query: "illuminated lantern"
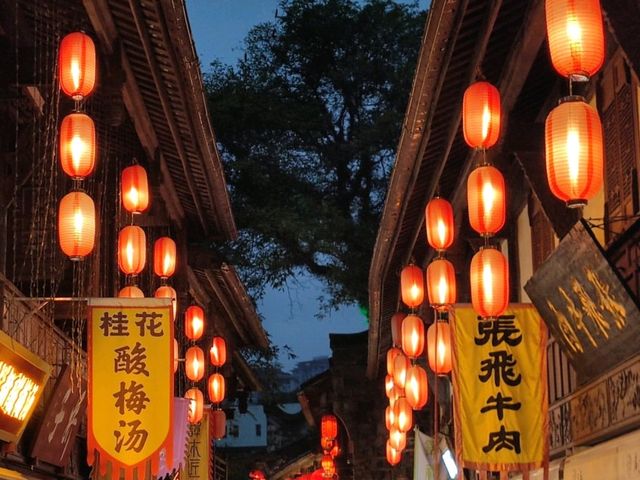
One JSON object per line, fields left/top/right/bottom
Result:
{"left": 392, "top": 352, "right": 410, "bottom": 389}
{"left": 59, "top": 113, "right": 96, "bottom": 179}
{"left": 321, "top": 454, "right": 335, "bottom": 477}
{"left": 121, "top": 165, "right": 149, "bottom": 214}
{"left": 185, "top": 346, "right": 205, "bottom": 382}
{"left": 390, "top": 312, "right": 406, "bottom": 347}
{"left": 393, "top": 397, "right": 413, "bottom": 433}
{"left": 185, "top": 388, "right": 203, "bottom": 424}
{"left": 405, "top": 365, "right": 428, "bottom": 409}
{"left": 118, "top": 226, "right": 146, "bottom": 275}
{"left": 401, "top": 314, "right": 424, "bottom": 358}
{"left": 400, "top": 264, "right": 424, "bottom": 308}
{"left": 545, "top": 97, "right": 603, "bottom": 207}
{"left": 155, "top": 285, "right": 177, "bottom": 320}
{"left": 249, "top": 471, "right": 266, "bottom": 480}
{"left": 389, "top": 428, "right": 406, "bottom": 451}
{"left": 321, "top": 414, "right": 338, "bottom": 440}
{"left": 386, "top": 347, "right": 402, "bottom": 375}
{"left": 467, "top": 165, "right": 506, "bottom": 236}
{"left": 208, "top": 373, "right": 226, "bottom": 404}
{"left": 427, "top": 321, "right": 453, "bottom": 375}
{"left": 463, "top": 81, "right": 501, "bottom": 150}
{"left": 385, "top": 405, "right": 396, "bottom": 430}
{"left": 185, "top": 305, "right": 205, "bottom": 341}
{"left": 210, "top": 336, "right": 227, "bottom": 367}
{"left": 211, "top": 409, "right": 226, "bottom": 440}
{"left": 59, "top": 32, "right": 96, "bottom": 100}
{"left": 386, "top": 441, "right": 402, "bottom": 466}
{"left": 384, "top": 374, "right": 395, "bottom": 398}
{"left": 173, "top": 338, "right": 179, "bottom": 373}
{"left": 387, "top": 385, "right": 401, "bottom": 405}
{"left": 426, "top": 258, "right": 456, "bottom": 309}
{"left": 321, "top": 437, "right": 335, "bottom": 452}
{"left": 118, "top": 286, "right": 144, "bottom": 298}
{"left": 425, "top": 197, "right": 454, "bottom": 251}
{"left": 58, "top": 191, "right": 95, "bottom": 260}
{"left": 153, "top": 237, "right": 176, "bottom": 278}
{"left": 545, "top": 0, "right": 604, "bottom": 80}
{"left": 470, "top": 247, "right": 509, "bottom": 318}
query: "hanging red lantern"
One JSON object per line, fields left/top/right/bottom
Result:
{"left": 173, "top": 338, "right": 179, "bottom": 374}
{"left": 59, "top": 32, "right": 96, "bottom": 100}
{"left": 185, "top": 346, "right": 205, "bottom": 382}
{"left": 118, "top": 226, "right": 146, "bottom": 275}
{"left": 400, "top": 264, "right": 424, "bottom": 308}
{"left": 470, "top": 247, "right": 509, "bottom": 318}
{"left": 545, "top": 97, "right": 603, "bottom": 207}
{"left": 467, "top": 165, "right": 506, "bottom": 236}
{"left": 393, "top": 397, "right": 413, "bottom": 433}
{"left": 153, "top": 237, "right": 177, "bottom": 278}
{"left": 386, "top": 441, "right": 402, "bottom": 466}
{"left": 425, "top": 197, "right": 454, "bottom": 251}
{"left": 384, "top": 374, "right": 395, "bottom": 398}
{"left": 321, "top": 436, "right": 335, "bottom": 452}
{"left": 155, "top": 285, "right": 177, "bottom": 320}
{"left": 463, "top": 81, "right": 501, "bottom": 150}
{"left": 185, "top": 388, "right": 204, "bottom": 424}
{"left": 118, "top": 286, "right": 144, "bottom": 298}
{"left": 249, "top": 471, "right": 266, "bottom": 480}
{"left": 401, "top": 314, "right": 424, "bottom": 358}
{"left": 386, "top": 347, "right": 402, "bottom": 376}
{"left": 321, "top": 454, "right": 335, "bottom": 477}
{"left": 392, "top": 351, "right": 410, "bottom": 389}
{"left": 58, "top": 191, "right": 95, "bottom": 260}
{"left": 211, "top": 408, "right": 226, "bottom": 440}
{"left": 390, "top": 312, "right": 406, "bottom": 347}
{"left": 405, "top": 365, "right": 428, "bottom": 410}
{"left": 321, "top": 414, "right": 338, "bottom": 440}
{"left": 185, "top": 305, "right": 205, "bottom": 341}
{"left": 426, "top": 258, "right": 456, "bottom": 309}
{"left": 121, "top": 165, "right": 149, "bottom": 214}
{"left": 210, "top": 336, "right": 227, "bottom": 367}
{"left": 427, "top": 321, "right": 453, "bottom": 375}
{"left": 545, "top": 0, "right": 604, "bottom": 80}
{"left": 389, "top": 428, "right": 406, "bottom": 452}
{"left": 59, "top": 113, "right": 96, "bottom": 179}
{"left": 208, "top": 373, "right": 226, "bottom": 404}
{"left": 387, "top": 385, "right": 401, "bottom": 405}
{"left": 385, "top": 405, "right": 396, "bottom": 431}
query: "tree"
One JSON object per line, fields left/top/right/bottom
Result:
{"left": 206, "top": 0, "right": 425, "bottom": 310}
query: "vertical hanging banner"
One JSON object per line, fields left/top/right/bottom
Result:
{"left": 181, "top": 408, "right": 212, "bottom": 480}
{"left": 88, "top": 298, "right": 173, "bottom": 480}
{"left": 451, "top": 304, "right": 548, "bottom": 475}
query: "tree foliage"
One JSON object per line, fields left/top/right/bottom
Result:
{"left": 206, "top": 0, "right": 425, "bottom": 309}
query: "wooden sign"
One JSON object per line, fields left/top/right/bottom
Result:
{"left": 181, "top": 409, "right": 212, "bottom": 480}
{"left": 525, "top": 220, "right": 640, "bottom": 382}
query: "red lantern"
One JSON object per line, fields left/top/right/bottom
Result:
{"left": 400, "top": 264, "right": 424, "bottom": 308}
{"left": 321, "top": 414, "right": 338, "bottom": 440}
{"left": 59, "top": 113, "right": 96, "bottom": 179}
{"left": 393, "top": 397, "right": 413, "bottom": 433}
{"left": 155, "top": 285, "right": 177, "bottom": 320}
{"left": 185, "top": 305, "right": 205, "bottom": 341}
{"left": 425, "top": 197, "right": 454, "bottom": 251}
{"left": 386, "top": 347, "right": 402, "bottom": 376}
{"left": 185, "top": 346, "right": 205, "bottom": 382}
{"left": 208, "top": 373, "right": 226, "bottom": 404}
{"left": 173, "top": 338, "right": 179, "bottom": 374}
{"left": 384, "top": 374, "right": 395, "bottom": 398}
{"left": 389, "top": 428, "right": 406, "bottom": 451}
{"left": 426, "top": 258, "right": 456, "bottom": 309}
{"left": 154, "top": 237, "right": 176, "bottom": 278}
{"left": 249, "top": 471, "right": 266, "bottom": 480}
{"left": 321, "top": 454, "right": 335, "bottom": 477}
{"left": 463, "top": 81, "right": 501, "bottom": 150}
{"left": 185, "top": 388, "right": 204, "bottom": 424}
{"left": 210, "top": 336, "right": 227, "bottom": 367}
{"left": 390, "top": 312, "right": 406, "bottom": 347}
{"left": 427, "top": 321, "right": 453, "bottom": 375}
{"left": 470, "top": 247, "right": 509, "bottom": 318}
{"left": 385, "top": 405, "right": 396, "bottom": 430}
{"left": 118, "top": 226, "right": 146, "bottom": 275}
{"left": 545, "top": 0, "right": 604, "bottom": 80}
{"left": 121, "top": 165, "right": 149, "bottom": 214}
{"left": 392, "top": 351, "right": 410, "bottom": 389}
{"left": 405, "top": 365, "right": 428, "bottom": 409}
{"left": 118, "top": 286, "right": 144, "bottom": 298}
{"left": 211, "top": 408, "right": 226, "bottom": 440}
{"left": 386, "top": 441, "right": 402, "bottom": 466}
{"left": 467, "top": 165, "right": 506, "bottom": 236}
{"left": 321, "top": 436, "right": 335, "bottom": 452}
{"left": 545, "top": 97, "right": 603, "bottom": 207}
{"left": 58, "top": 191, "right": 95, "bottom": 260}
{"left": 59, "top": 32, "right": 96, "bottom": 100}
{"left": 401, "top": 314, "right": 424, "bottom": 358}
{"left": 387, "top": 385, "right": 401, "bottom": 405}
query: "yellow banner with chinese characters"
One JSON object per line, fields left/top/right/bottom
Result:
{"left": 88, "top": 298, "right": 173, "bottom": 480}
{"left": 181, "top": 409, "right": 212, "bottom": 480}
{"left": 451, "top": 304, "right": 548, "bottom": 473}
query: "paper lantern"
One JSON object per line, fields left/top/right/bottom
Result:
{"left": 58, "top": 191, "right": 95, "bottom": 260}
{"left": 400, "top": 264, "right": 424, "bottom": 308}
{"left": 385, "top": 374, "right": 395, "bottom": 398}
{"left": 386, "top": 441, "right": 402, "bottom": 466}
{"left": 173, "top": 338, "right": 179, "bottom": 374}
{"left": 118, "top": 286, "right": 144, "bottom": 298}
{"left": 118, "top": 226, "right": 146, "bottom": 275}
{"left": 387, "top": 385, "right": 401, "bottom": 405}
{"left": 393, "top": 397, "right": 413, "bottom": 433}
{"left": 185, "top": 305, "right": 205, "bottom": 341}
{"left": 210, "top": 336, "right": 227, "bottom": 367}
{"left": 185, "top": 388, "right": 203, "bottom": 424}
{"left": 463, "top": 81, "right": 501, "bottom": 149}
{"left": 155, "top": 285, "right": 177, "bottom": 320}
{"left": 59, "top": 32, "right": 96, "bottom": 100}
{"left": 389, "top": 428, "right": 406, "bottom": 451}
{"left": 405, "top": 365, "right": 428, "bottom": 409}
{"left": 467, "top": 165, "right": 506, "bottom": 236}
{"left": 249, "top": 471, "right": 266, "bottom": 480}
{"left": 426, "top": 258, "right": 456, "bottom": 309}
{"left": 121, "top": 165, "right": 149, "bottom": 214}
{"left": 545, "top": 0, "right": 604, "bottom": 80}
{"left": 390, "top": 312, "right": 406, "bottom": 347}
{"left": 59, "top": 113, "right": 96, "bottom": 179}
{"left": 321, "top": 414, "right": 338, "bottom": 440}
{"left": 427, "top": 321, "right": 453, "bottom": 375}
{"left": 470, "top": 247, "right": 509, "bottom": 318}
{"left": 321, "top": 454, "right": 335, "bottom": 477}
{"left": 392, "top": 351, "right": 410, "bottom": 389}
{"left": 385, "top": 405, "right": 396, "bottom": 431}
{"left": 401, "top": 314, "right": 424, "bottom": 358}
{"left": 153, "top": 237, "right": 176, "bottom": 278}
{"left": 208, "top": 373, "right": 225, "bottom": 404}
{"left": 545, "top": 97, "right": 603, "bottom": 207}
{"left": 185, "top": 346, "right": 205, "bottom": 382}
{"left": 321, "top": 436, "right": 335, "bottom": 452}
{"left": 386, "top": 347, "right": 402, "bottom": 376}
{"left": 211, "top": 408, "right": 226, "bottom": 440}
{"left": 425, "top": 197, "right": 454, "bottom": 251}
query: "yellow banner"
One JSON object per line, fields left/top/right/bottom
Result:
{"left": 88, "top": 298, "right": 173, "bottom": 480}
{"left": 181, "top": 409, "right": 212, "bottom": 480}
{"left": 451, "top": 304, "right": 548, "bottom": 473}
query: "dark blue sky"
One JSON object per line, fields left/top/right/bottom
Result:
{"left": 185, "top": 0, "right": 428, "bottom": 370}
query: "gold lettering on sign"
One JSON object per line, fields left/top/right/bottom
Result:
{"left": 586, "top": 269, "right": 626, "bottom": 329}
{"left": 0, "top": 362, "right": 40, "bottom": 420}
{"left": 570, "top": 278, "right": 611, "bottom": 339}
{"left": 558, "top": 287, "right": 598, "bottom": 348}
{"left": 547, "top": 300, "right": 583, "bottom": 354}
